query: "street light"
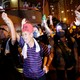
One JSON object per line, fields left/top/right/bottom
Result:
{"left": 63, "top": 17, "right": 67, "bottom": 22}
{"left": 61, "top": 10, "right": 64, "bottom": 13}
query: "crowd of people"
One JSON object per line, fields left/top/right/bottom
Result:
{"left": 0, "top": 4, "right": 80, "bottom": 80}
{"left": 22, "top": 1, "right": 42, "bottom": 10}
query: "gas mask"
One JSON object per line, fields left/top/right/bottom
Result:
{"left": 33, "top": 27, "right": 40, "bottom": 38}
{"left": 56, "top": 23, "right": 66, "bottom": 38}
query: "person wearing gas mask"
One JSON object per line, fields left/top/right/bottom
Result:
{"left": 52, "top": 22, "right": 78, "bottom": 80}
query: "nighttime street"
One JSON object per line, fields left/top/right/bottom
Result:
{"left": 0, "top": 0, "right": 80, "bottom": 80}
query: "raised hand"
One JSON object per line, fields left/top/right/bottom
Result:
{"left": 21, "top": 18, "right": 26, "bottom": 29}
{"left": 49, "top": 15, "right": 53, "bottom": 20}
{"left": 48, "top": 15, "right": 53, "bottom": 25}
{"left": 76, "top": 5, "right": 80, "bottom": 11}
{"left": 74, "top": 17, "right": 80, "bottom": 26}
{"left": 41, "top": 14, "right": 47, "bottom": 26}
{"left": 1, "top": 12, "right": 10, "bottom": 25}
{"left": 74, "top": 5, "right": 80, "bottom": 26}
{"left": 1, "top": 12, "right": 16, "bottom": 45}
{"left": 75, "top": 10, "right": 80, "bottom": 18}
{"left": 1, "top": 12, "right": 8, "bottom": 21}
{"left": 43, "top": 66, "right": 49, "bottom": 73}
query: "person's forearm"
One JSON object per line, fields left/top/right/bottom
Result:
{"left": 2, "top": 12, "right": 16, "bottom": 45}
{"left": 43, "top": 53, "right": 53, "bottom": 73}
{"left": 6, "top": 18, "right": 16, "bottom": 40}
{"left": 47, "top": 53, "right": 53, "bottom": 67}
{"left": 43, "top": 53, "right": 53, "bottom": 67}
{"left": 49, "top": 15, "right": 53, "bottom": 26}
{"left": 43, "top": 56, "right": 48, "bottom": 67}
{"left": 43, "top": 22, "right": 53, "bottom": 36}
{"left": 42, "top": 15, "right": 53, "bottom": 35}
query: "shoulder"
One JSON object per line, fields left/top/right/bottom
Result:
{"left": 70, "top": 37, "right": 76, "bottom": 43}
{"left": 39, "top": 42, "right": 48, "bottom": 49}
{"left": 70, "top": 37, "right": 78, "bottom": 47}
{"left": 39, "top": 42, "right": 49, "bottom": 54}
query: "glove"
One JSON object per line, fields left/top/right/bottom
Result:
{"left": 41, "top": 14, "right": 47, "bottom": 26}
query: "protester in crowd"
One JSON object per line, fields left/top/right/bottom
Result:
{"left": 71, "top": 5, "right": 80, "bottom": 73}
{"left": 52, "top": 22, "right": 78, "bottom": 80}
{"left": 41, "top": 14, "right": 56, "bottom": 80}
{"left": 33, "top": 24, "right": 50, "bottom": 46}
{"left": 74, "top": 5, "right": 80, "bottom": 26}
{"left": 0, "top": 25, "right": 22, "bottom": 80}
{"left": 36, "top": 2, "right": 42, "bottom": 10}
{"left": 1, "top": 12, "right": 53, "bottom": 80}
{"left": 33, "top": 19, "right": 55, "bottom": 80}
{"left": 23, "top": 1, "right": 29, "bottom": 9}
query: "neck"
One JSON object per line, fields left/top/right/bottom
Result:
{"left": 28, "top": 38, "right": 34, "bottom": 48}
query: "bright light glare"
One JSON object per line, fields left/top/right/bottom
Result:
{"left": 11, "top": 0, "right": 16, "bottom": 2}
{"left": 11, "top": 0, "right": 18, "bottom": 7}
{"left": 0, "top": 6, "right": 3, "bottom": 9}
{"left": 63, "top": 18, "right": 67, "bottom": 21}
{"left": 11, "top": 0, "right": 17, "bottom": 4}
{"left": 61, "top": 11, "right": 64, "bottom": 13}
